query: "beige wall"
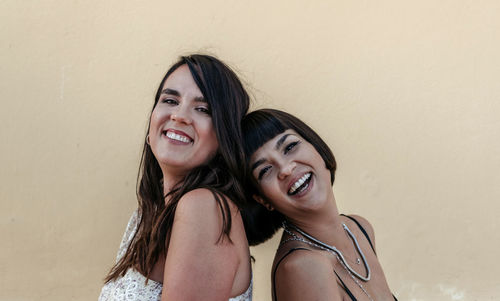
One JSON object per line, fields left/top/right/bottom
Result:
{"left": 2, "top": 1, "right": 500, "bottom": 300}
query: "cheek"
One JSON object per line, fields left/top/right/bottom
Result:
{"left": 149, "top": 107, "right": 167, "bottom": 130}
{"left": 148, "top": 112, "right": 160, "bottom": 142}
{"left": 208, "top": 136, "right": 219, "bottom": 156}
{"left": 260, "top": 188, "right": 287, "bottom": 213}
{"left": 258, "top": 180, "right": 281, "bottom": 201}
{"left": 200, "top": 121, "right": 218, "bottom": 150}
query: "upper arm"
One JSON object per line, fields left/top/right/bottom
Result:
{"left": 161, "top": 189, "right": 239, "bottom": 301}
{"left": 274, "top": 251, "right": 342, "bottom": 301}
{"left": 349, "top": 214, "right": 376, "bottom": 251}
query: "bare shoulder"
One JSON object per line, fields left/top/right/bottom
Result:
{"left": 173, "top": 189, "right": 221, "bottom": 234}
{"left": 173, "top": 188, "right": 241, "bottom": 241}
{"left": 175, "top": 188, "right": 237, "bottom": 219}
{"left": 176, "top": 188, "right": 215, "bottom": 213}
{"left": 277, "top": 248, "right": 330, "bottom": 273}
{"left": 346, "top": 214, "right": 376, "bottom": 247}
{"left": 275, "top": 250, "right": 342, "bottom": 300}
{"left": 276, "top": 250, "right": 332, "bottom": 284}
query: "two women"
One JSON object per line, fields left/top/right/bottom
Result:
{"left": 100, "top": 54, "right": 395, "bottom": 301}
{"left": 99, "top": 55, "right": 252, "bottom": 301}
{"left": 242, "top": 109, "right": 396, "bottom": 301}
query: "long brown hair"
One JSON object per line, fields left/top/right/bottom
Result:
{"left": 105, "top": 54, "right": 250, "bottom": 282}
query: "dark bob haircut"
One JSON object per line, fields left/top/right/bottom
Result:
{"left": 241, "top": 109, "right": 336, "bottom": 246}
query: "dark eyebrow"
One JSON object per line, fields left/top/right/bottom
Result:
{"left": 275, "top": 134, "right": 291, "bottom": 150}
{"left": 251, "top": 133, "right": 291, "bottom": 172}
{"left": 194, "top": 96, "right": 207, "bottom": 103}
{"left": 161, "top": 88, "right": 207, "bottom": 103}
{"left": 251, "top": 159, "right": 265, "bottom": 172}
{"left": 161, "top": 88, "right": 180, "bottom": 96}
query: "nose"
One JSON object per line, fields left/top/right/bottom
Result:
{"left": 278, "top": 160, "right": 296, "bottom": 180}
{"left": 171, "top": 106, "right": 192, "bottom": 124}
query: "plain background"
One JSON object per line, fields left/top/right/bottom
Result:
{"left": 2, "top": 1, "right": 500, "bottom": 300}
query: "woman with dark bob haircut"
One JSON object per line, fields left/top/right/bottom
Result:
{"left": 241, "top": 109, "right": 396, "bottom": 301}
{"left": 99, "top": 55, "right": 252, "bottom": 301}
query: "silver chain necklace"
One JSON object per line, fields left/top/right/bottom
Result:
{"left": 282, "top": 221, "right": 374, "bottom": 301}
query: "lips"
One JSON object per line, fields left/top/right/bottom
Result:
{"left": 162, "top": 129, "right": 193, "bottom": 143}
{"left": 288, "top": 172, "right": 312, "bottom": 195}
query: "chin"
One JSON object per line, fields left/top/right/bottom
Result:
{"left": 296, "top": 193, "right": 328, "bottom": 212}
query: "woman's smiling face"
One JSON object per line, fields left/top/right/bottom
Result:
{"left": 148, "top": 64, "right": 218, "bottom": 178}
{"left": 249, "top": 129, "right": 332, "bottom": 217}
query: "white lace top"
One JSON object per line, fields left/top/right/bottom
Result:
{"left": 99, "top": 210, "right": 252, "bottom": 301}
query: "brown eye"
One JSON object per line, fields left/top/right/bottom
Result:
{"left": 162, "top": 98, "right": 178, "bottom": 105}
{"left": 196, "top": 106, "right": 211, "bottom": 115}
{"left": 258, "top": 166, "right": 271, "bottom": 180}
{"left": 284, "top": 141, "right": 300, "bottom": 154}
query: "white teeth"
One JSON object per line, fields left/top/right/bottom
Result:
{"left": 289, "top": 173, "right": 311, "bottom": 194}
{"left": 165, "top": 131, "right": 191, "bottom": 143}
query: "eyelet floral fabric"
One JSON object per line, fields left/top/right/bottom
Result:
{"left": 99, "top": 209, "right": 252, "bottom": 301}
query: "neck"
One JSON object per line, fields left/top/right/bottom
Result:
{"left": 160, "top": 168, "right": 186, "bottom": 199}
{"left": 286, "top": 194, "right": 348, "bottom": 249}
{"left": 284, "top": 193, "right": 372, "bottom": 283}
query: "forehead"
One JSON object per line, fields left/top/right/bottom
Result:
{"left": 162, "top": 65, "right": 201, "bottom": 94}
{"left": 250, "top": 129, "right": 299, "bottom": 161}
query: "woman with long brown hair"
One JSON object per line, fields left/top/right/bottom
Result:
{"left": 99, "top": 54, "right": 252, "bottom": 301}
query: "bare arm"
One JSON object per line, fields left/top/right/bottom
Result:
{"left": 161, "top": 189, "right": 239, "bottom": 301}
{"left": 274, "top": 250, "right": 342, "bottom": 301}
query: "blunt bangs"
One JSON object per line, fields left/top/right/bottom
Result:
{"left": 242, "top": 110, "right": 288, "bottom": 159}
{"left": 242, "top": 109, "right": 337, "bottom": 185}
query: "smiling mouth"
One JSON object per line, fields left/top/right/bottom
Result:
{"left": 288, "top": 172, "right": 312, "bottom": 195}
{"left": 163, "top": 131, "right": 193, "bottom": 143}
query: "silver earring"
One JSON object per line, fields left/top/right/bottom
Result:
{"left": 146, "top": 135, "right": 150, "bottom": 145}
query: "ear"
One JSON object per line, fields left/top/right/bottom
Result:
{"left": 253, "top": 194, "right": 275, "bottom": 211}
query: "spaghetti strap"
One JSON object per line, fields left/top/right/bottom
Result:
{"left": 341, "top": 215, "right": 398, "bottom": 300}
{"left": 334, "top": 271, "right": 357, "bottom": 300}
{"left": 337, "top": 270, "right": 398, "bottom": 301}
{"left": 341, "top": 214, "right": 376, "bottom": 254}
{"left": 272, "top": 247, "right": 310, "bottom": 301}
